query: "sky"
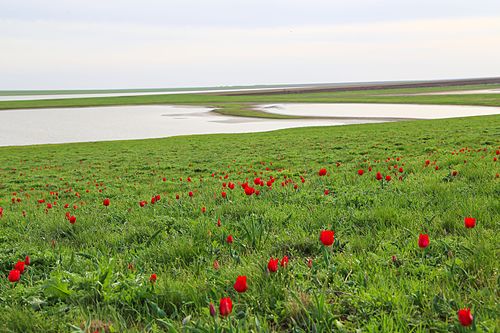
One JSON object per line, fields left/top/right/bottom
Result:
{"left": 1, "top": 0, "right": 500, "bottom": 90}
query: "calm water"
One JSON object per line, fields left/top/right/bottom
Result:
{"left": 257, "top": 103, "right": 500, "bottom": 119}
{"left": 0, "top": 105, "right": 382, "bottom": 146}
{"left": 1, "top": 103, "right": 498, "bottom": 147}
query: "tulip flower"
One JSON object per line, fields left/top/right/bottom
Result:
{"left": 233, "top": 275, "right": 248, "bottom": 293}
{"left": 464, "top": 217, "right": 476, "bottom": 229}
{"left": 318, "top": 168, "right": 327, "bottom": 176}
{"left": 150, "top": 273, "right": 157, "bottom": 283}
{"left": 457, "top": 308, "right": 473, "bottom": 326}
{"left": 281, "top": 255, "right": 289, "bottom": 268}
{"left": 14, "top": 261, "right": 25, "bottom": 274}
{"left": 418, "top": 234, "right": 430, "bottom": 248}
{"left": 268, "top": 258, "right": 279, "bottom": 272}
{"left": 8, "top": 269, "right": 21, "bottom": 282}
{"left": 219, "top": 297, "right": 233, "bottom": 317}
{"left": 320, "top": 230, "right": 335, "bottom": 246}
{"left": 226, "top": 235, "right": 233, "bottom": 244}
{"left": 357, "top": 169, "right": 364, "bottom": 176}
{"left": 103, "top": 198, "right": 110, "bottom": 207}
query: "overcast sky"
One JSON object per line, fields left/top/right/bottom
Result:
{"left": 1, "top": 0, "right": 500, "bottom": 89}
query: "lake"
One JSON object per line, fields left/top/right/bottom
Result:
{"left": 1, "top": 103, "right": 498, "bottom": 147}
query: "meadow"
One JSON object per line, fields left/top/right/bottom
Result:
{"left": 1, "top": 111, "right": 499, "bottom": 332}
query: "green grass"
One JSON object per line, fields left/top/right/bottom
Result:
{"left": 0, "top": 84, "right": 499, "bottom": 120}
{"left": 0, "top": 115, "right": 499, "bottom": 332}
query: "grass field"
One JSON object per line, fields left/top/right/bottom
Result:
{"left": 1, "top": 84, "right": 500, "bottom": 120}
{"left": 1, "top": 113, "right": 499, "bottom": 332}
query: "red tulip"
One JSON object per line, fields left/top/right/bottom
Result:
{"left": 8, "top": 269, "right": 21, "bottom": 282}
{"left": 244, "top": 186, "right": 255, "bottom": 196}
{"left": 103, "top": 198, "right": 110, "bottom": 206}
{"left": 217, "top": 218, "right": 221, "bottom": 227}
{"left": 226, "top": 235, "right": 233, "bottom": 244}
{"left": 385, "top": 175, "right": 391, "bottom": 182}
{"left": 188, "top": 191, "right": 193, "bottom": 197}
{"left": 376, "top": 172, "right": 383, "bottom": 181}
{"left": 324, "top": 189, "right": 329, "bottom": 195}
{"left": 254, "top": 177, "right": 261, "bottom": 185}
{"left": 213, "top": 260, "right": 220, "bottom": 270}
{"left": 318, "top": 168, "right": 327, "bottom": 176}
{"left": 357, "top": 169, "right": 364, "bottom": 176}
{"left": 452, "top": 170, "right": 458, "bottom": 176}
{"left": 221, "top": 191, "right": 227, "bottom": 198}
{"left": 155, "top": 195, "right": 161, "bottom": 201}
{"left": 228, "top": 182, "right": 235, "bottom": 190}
{"left": 464, "top": 217, "right": 476, "bottom": 228}
{"left": 268, "top": 258, "right": 279, "bottom": 272}
{"left": 418, "top": 234, "right": 430, "bottom": 248}
{"left": 150, "top": 273, "right": 157, "bottom": 283}
{"left": 151, "top": 197, "right": 156, "bottom": 204}
{"left": 14, "top": 261, "right": 25, "bottom": 273}
{"left": 69, "top": 215, "right": 76, "bottom": 224}
{"left": 398, "top": 167, "right": 404, "bottom": 173}
{"left": 0, "top": 207, "right": 3, "bottom": 218}
{"left": 233, "top": 275, "right": 248, "bottom": 293}
{"left": 425, "top": 160, "right": 430, "bottom": 166}
{"left": 320, "top": 230, "right": 335, "bottom": 246}
{"left": 281, "top": 255, "right": 289, "bottom": 268}
{"left": 24, "top": 256, "right": 31, "bottom": 265}
{"left": 139, "top": 201, "right": 147, "bottom": 207}
{"left": 202, "top": 207, "right": 206, "bottom": 213}
{"left": 457, "top": 308, "right": 473, "bottom": 326}
{"left": 219, "top": 297, "right": 233, "bottom": 317}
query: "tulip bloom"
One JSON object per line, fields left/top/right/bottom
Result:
{"left": 24, "top": 256, "right": 31, "bottom": 265}
{"left": 376, "top": 172, "right": 383, "bottom": 181}
{"left": 268, "top": 258, "right": 279, "bottom": 272}
{"left": 281, "top": 255, "right": 289, "bottom": 268}
{"left": 14, "top": 261, "right": 25, "bottom": 274}
{"left": 418, "top": 234, "right": 430, "bottom": 248}
{"left": 457, "top": 308, "right": 473, "bottom": 326}
{"left": 139, "top": 201, "right": 147, "bottom": 207}
{"left": 226, "top": 235, "right": 233, "bottom": 244}
{"left": 233, "top": 275, "right": 248, "bottom": 293}
{"left": 188, "top": 191, "right": 193, "bottom": 197}
{"left": 0, "top": 206, "right": 3, "bottom": 218}
{"left": 320, "top": 230, "right": 335, "bottom": 246}
{"left": 103, "top": 198, "right": 110, "bottom": 207}
{"left": 244, "top": 186, "right": 255, "bottom": 196}
{"left": 385, "top": 175, "right": 391, "bottom": 182}
{"left": 464, "top": 217, "right": 476, "bottom": 229}
{"left": 318, "top": 168, "right": 327, "bottom": 176}
{"left": 150, "top": 273, "right": 157, "bottom": 283}
{"left": 357, "top": 169, "right": 364, "bottom": 176}
{"left": 219, "top": 297, "right": 233, "bottom": 317}
{"left": 8, "top": 269, "right": 21, "bottom": 282}
{"left": 69, "top": 215, "right": 76, "bottom": 224}
{"left": 221, "top": 191, "right": 227, "bottom": 198}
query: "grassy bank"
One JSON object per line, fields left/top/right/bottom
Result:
{"left": 0, "top": 115, "right": 499, "bottom": 332}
